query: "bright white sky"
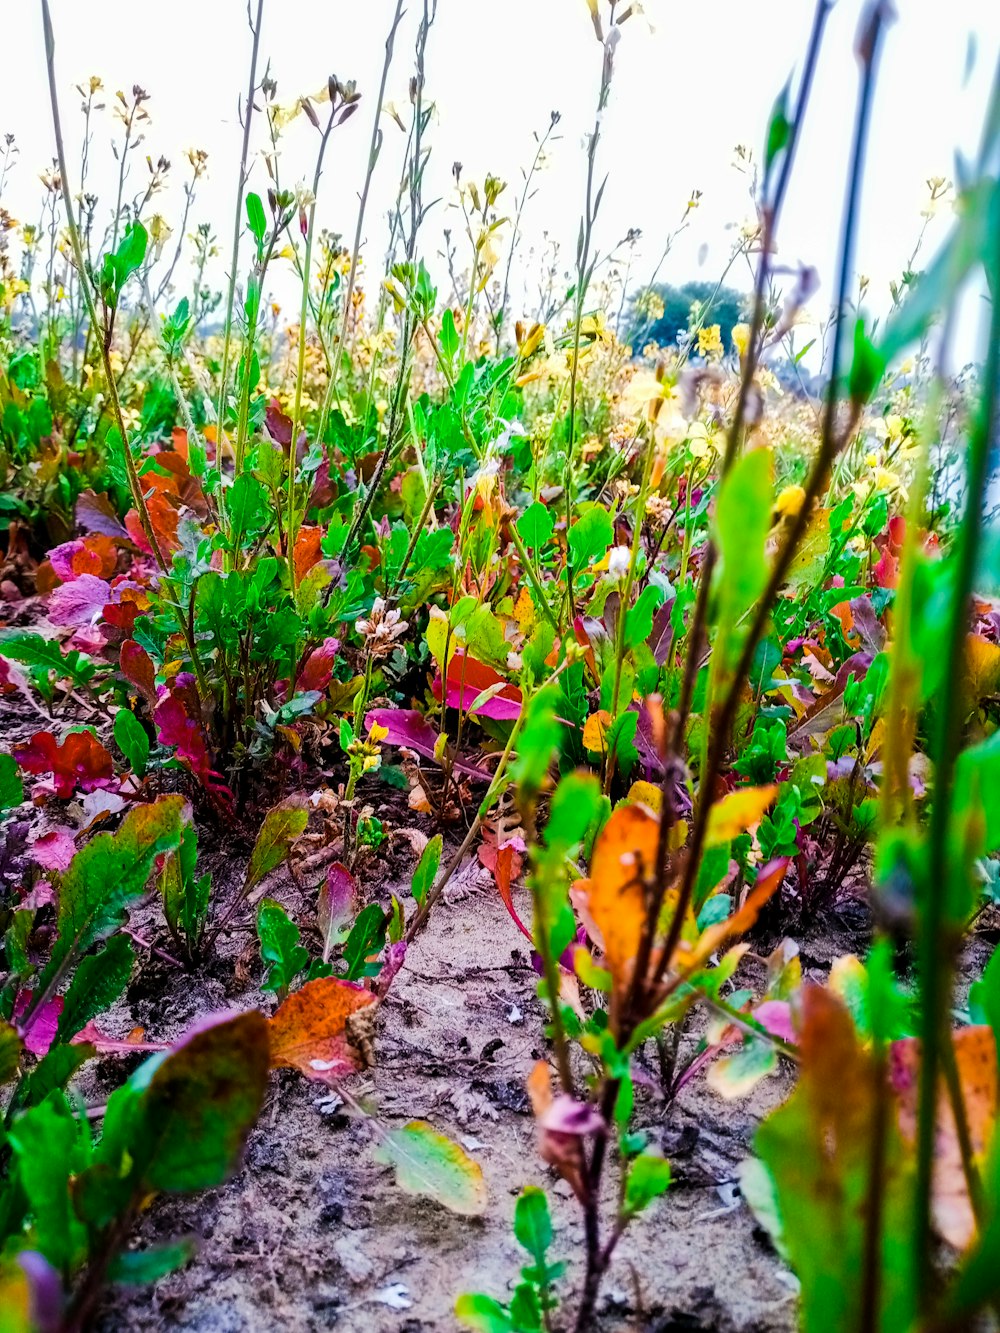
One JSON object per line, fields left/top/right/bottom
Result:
{"left": 2, "top": 0, "right": 998, "bottom": 357}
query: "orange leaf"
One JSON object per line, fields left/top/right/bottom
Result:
{"left": 580, "top": 802, "right": 659, "bottom": 1004}
{"left": 672, "top": 858, "right": 788, "bottom": 977}
{"left": 269, "top": 975, "right": 376, "bottom": 1084}
{"left": 294, "top": 526, "right": 323, "bottom": 582}
{"left": 889, "top": 1025, "right": 997, "bottom": 1249}
{"left": 705, "top": 784, "right": 778, "bottom": 846}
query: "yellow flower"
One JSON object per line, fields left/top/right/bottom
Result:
{"left": 697, "top": 324, "right": 723, "bottom": 358}
{"left": 774, "top": 484, "right": 806, "bottom": 519}
{"left": 731, "top": 323, "right": 750, "bottom": 359}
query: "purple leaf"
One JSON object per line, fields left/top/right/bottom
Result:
{"left": 47, "top": 575, "right": 113, "bottom": 628}
{"left": 365, "top": 709, "right": 491, "bottom": 781}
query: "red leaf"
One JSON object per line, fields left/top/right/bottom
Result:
{"left": 318, "top": 861, "right": 358, "bottom": 951}
{"left": 265, "top": 397, "right": 293, "bottom": 447}
{"left": 71, "top": 1020, "right": 168, "bottom": 1054}
{"left": 478, "top": 830, "right": 531, "bottom": 942}
{"left": 125, "top": 491, "right": 179, "bottom": 556}
{"left": 120, "top": 639, "right": 157, "bottom": 706}
{"left": 12, "top": 991, "right": 63, "bottom": 1056}
{"left": 296, "top": 637, "right": 340, "bottom": 693}
{"left": 433, "top": 653, "right": 522, "bottom": 720}
{"left": 155, "top": 687, "right": 231, "bottom": 805}
{"left": 13, "top": 730, "right": 114, "bottom": 799}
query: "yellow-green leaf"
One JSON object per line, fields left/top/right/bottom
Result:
{"left": 374, "top": 1120, "right": 487, "bottom": 1216}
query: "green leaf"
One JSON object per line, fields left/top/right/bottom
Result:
{"left": 714, "top": 448, "right": 772, "bottom": 677}
{"left": 226, "top": 472, "right": 269, "bottom": 539}
{"left": 847, "top": 317, "right": 886, "bottom": 406}
{"left": 115, "top": 221, "right": 148, "bottom": 284}
{"left": 439, "top": 308, "right": 460, "bottom": 363}
{"left": 411, "top": 834, "right": 442, "bottom": 906}
{"left": 624, "top": 1150, "right": 671, "bottom": 1216}
{"left": 101, "top": 221, "right": 148, "bottom": 305}
{"left": 8, "top": 1095, "right": 90, "bottom": 1275}
{"left": 245, "top": 192, "right": 267, "bottom": 253}
{"left": 38, "top": 796, "right": 185, "bottom": 995}
{"left": 18, "top": 1042, "right": 92, "bottom": 1110}
{"left": 109, "top": 1239, "right": 196, "bottom": 1286}
{"left": 113, "top": 709, "right": 149, "bottom": 779}
{"left": 374, "top": 1120, "right": 487, "bottom": 1215}
{"left": 625, "top": 584, "right": 664, "bottom": 649}
{"left": 568, "top": 506, "right": 614, "bottom": 571}
{"left": 342, "top": 902, "right": 387, "bottom": 980}
{"left": 510, "top": 687, "right": 560, "bottom": 799}
{"left": 257, "top": 899, "right": 309, "bottom": 995}
{"left": 245, "top": 796, "right": 309, "bottom": 893}
{"left": 122, "top": 1011, "right": 270, "bottom": 1194}
{"left": 56, "top": 935, "right": 135, "bottom": 1044}
{"left": 513, "top": 1186, "right": 552, "bottom": 1266}
{"left": 765, "top": 78, "right": 793, "bottom": 171}
{"left": 954, "top": 730, "right": 1000, "bottom": 857}
{"left": 0, "top": 632, "right": 98, "bottom": 687}
{"left": 517, "top": 502, "right": 554, "bottom": 550}
{"left": 0, "top": 754, "right": 23, "bottom": 813}
{"left": 455, "top": 1293, "right": 514, "bottom": 1333}
{"left": 158, "top": 824, "right": 210, "bottom": 949}
{"left": 545, "top": 772, "right": 602, "bottom": 853}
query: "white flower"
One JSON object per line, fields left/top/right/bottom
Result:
{"left": 608, "top": 546, "right": 631, "bottom": 580}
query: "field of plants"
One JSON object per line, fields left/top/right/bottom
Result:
{"left": 0, "top": 0, "right": 999, "bottom": 1329}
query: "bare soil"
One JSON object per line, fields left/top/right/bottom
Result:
{"left": 94, "top": 874, "right": 801, "bottom": 1333}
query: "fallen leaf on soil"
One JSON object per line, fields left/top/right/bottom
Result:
{"left": 28, "top": 827, "right": 77, "bottom": 871}
{"left": 269, "top": 975, "right": 377, "bottom": 1084}
{"left": 13, "top": 730, "right": 114, "bottom": 799}
{"left": 373, "top": 1120, "right": 487, "bottom": 1216}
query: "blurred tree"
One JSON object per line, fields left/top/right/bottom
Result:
{"left": 627, "top": 280, "right": 746, "bottom": 353}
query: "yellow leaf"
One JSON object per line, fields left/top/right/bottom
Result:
{"left": 513, "top": 585, "right": 536, "bottom": 633}
{"left": 425, "top": 608, "right": 456, "bottom": 675}
{"left": 705, "top": 785, "right": 778, "bottom": 846}
{"left": 582, "top": 710, "right": 612, "bottom": 753}
{"left": 626, "top": 780, "right": 662, "bottom": 813}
